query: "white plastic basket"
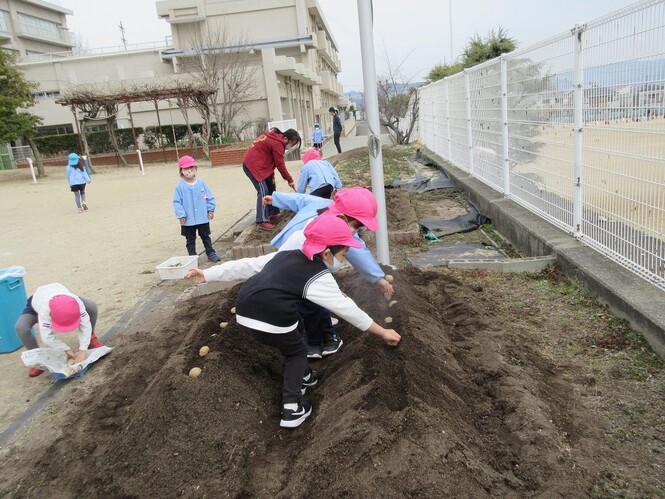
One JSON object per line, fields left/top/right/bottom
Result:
{"left": 155, "top": 256, "right": 198, "bottom": 280}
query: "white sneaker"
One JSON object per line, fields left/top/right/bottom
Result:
{"left": 331, "top": 317, "right": 339, "bottom": 326}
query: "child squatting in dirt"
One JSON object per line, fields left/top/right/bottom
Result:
{"left": 264, "top": 187, "right": 395, "bottom": 359}
{"left": 187, "top": 214, "right": 401, "bottom": 428}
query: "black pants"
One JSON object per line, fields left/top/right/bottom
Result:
{"left": 333, "top": 132, "right": 342, "bottom": 153}
{"left": 181, "top": 223, "right": 215, "bottom": 256}
{"left": 242, "top": 322, "right": 309, "bottom": 404}
{"left": 298, "top": 300, "right": 335, "bottom": 346}
{"left": 265, "top": 175, "right": 280, "bottom": 217}
{"left": 310, "top": 184, "right": 334, "bottom": 199}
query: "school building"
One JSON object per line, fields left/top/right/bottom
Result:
{"left": 4, "top": 0, "right": 346, "bottom": 149}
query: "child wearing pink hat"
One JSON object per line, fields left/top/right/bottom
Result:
{"left": 264, "top": 187, "right": 392, "bottom": 359}
{"left": 296, "top": 150, "right": 342, "bottom": 199}
{"left": 187, "top": 215, "right": 401, "bottom": 428}
{"left": 173, "top": 155, "right": 221, "bottom": 262}
{"left": 14, "top": 282, "right": 105, "bottom": 377}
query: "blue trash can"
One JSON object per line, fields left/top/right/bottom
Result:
{"left": 0, "top": 267, "right": 28, "bottom": 353}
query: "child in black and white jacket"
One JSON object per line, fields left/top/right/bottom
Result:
{"left": 187, "top": 214, "right": 401, "bottom": 428}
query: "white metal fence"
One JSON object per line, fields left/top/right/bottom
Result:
{"left": 417, "top": 0, "right": 665, "bottom": 290}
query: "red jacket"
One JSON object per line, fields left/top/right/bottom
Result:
{"left": 242, "top": 131, "right": 294, "bottom": 183}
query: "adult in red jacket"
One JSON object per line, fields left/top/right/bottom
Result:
{"left": 243, "top": 128, "right": 301, "bottom": 230}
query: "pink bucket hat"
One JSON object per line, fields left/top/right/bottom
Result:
{"left": 302, "top": 214, "right": 363, "bottom": 260}
{"left": 178, "top": 155, "right": 198, "bottom": 169}
{"left": 302, "top": 149, "right": 322, "bottom": 164}
{"left": 327, "top": 187, "right": 379, "bottom": 231}
{"left": 49, "top": 295, "right": 81, "bottom": 332}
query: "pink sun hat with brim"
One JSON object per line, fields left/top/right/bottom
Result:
{"left": 302, "top": 149, "right": 322, "bottom": 164}
{"left": 302, "top": 214, "right": 363, "bottom": 260}
{"left": 178, "top": 155, "right": 198, "bottom": 169}
{"left": 49, "top": 295, "right": 81, "bottom": 332}
{"left": 327, "top": 187, "right": 379, "bottom": 231}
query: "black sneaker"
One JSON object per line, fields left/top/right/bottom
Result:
{"left": 322, "top": 333, "right": 343, "bottom": 356}
{"left": 307, "top": 344, "right": 322, "bottom": 359}
{"left": 280, "top": 399, "right": 312, "bottom": 428}
{"left": 301, "top": 368, "right": 319, "bottom": 395}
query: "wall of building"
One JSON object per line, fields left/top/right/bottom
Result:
{"left": 16, "top": 0, "right": 344, "bottom": 145}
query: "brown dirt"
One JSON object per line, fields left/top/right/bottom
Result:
{"left": 243, "top": 188, "right": 420, "bottom": 247}
{"left": 1, "top": 264, "right": 663, "bottom": 497}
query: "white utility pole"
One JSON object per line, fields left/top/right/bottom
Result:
{"left": 357, "top": 0, "right": 390, "bottom": 265}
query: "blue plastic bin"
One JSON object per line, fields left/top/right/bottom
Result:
{"left": 0, "top": 269, "right": 28, "bottom": 353}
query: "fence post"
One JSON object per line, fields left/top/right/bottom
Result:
{"left": 26, "top": 157, "right": 37, "bottom": 184}
{"left": 444, "top": 78, "right": 451, "bottom": 160}
{"left": 572, "top": 24, "right": 586, "bottom": 238}
{"left": 464, "top": 70, "right": 474, "bottom": 174}
{"left": 136, "top": 149, "right": 145, "bottom": 176}
{"left": 500, "top": 55, "right": 510, "bottom": 196}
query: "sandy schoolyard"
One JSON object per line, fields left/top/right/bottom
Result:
{"left": 0, "top": 159, "right": 302, "bottom": 432}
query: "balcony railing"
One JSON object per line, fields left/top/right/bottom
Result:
{"left": 16, "top": 21, "right": 75, "bottom": 46}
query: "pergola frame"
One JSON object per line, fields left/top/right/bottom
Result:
{"left": 56, "top": 82, "right": 217, "bottom": 165}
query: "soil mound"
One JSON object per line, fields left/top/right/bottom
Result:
{"left": 2, "top": 268, "right": 616, "bottom": 497}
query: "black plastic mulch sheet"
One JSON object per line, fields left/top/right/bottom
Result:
{"left": 419, "top": 200, "right": 490, "bottom": 237}
{"left": 392, "top": 170, "right": 454, "bottom": 192}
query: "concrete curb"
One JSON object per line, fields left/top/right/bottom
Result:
{"left": 447, "top": 256, "right": 558, "bottom": 272}
{"left": 422, "top": 149, "right": 665, "bottom": 359}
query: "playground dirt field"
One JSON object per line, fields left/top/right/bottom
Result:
{"left": 0, "top": 160, "right": 301, "bottom": 431}
{"left": 0, "top": 149, "right": 663, "bottom": 497}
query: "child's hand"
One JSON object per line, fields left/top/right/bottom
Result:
{"left": 186, "top": 268, "right": 207, "bottom": 284}
{"left": 74, "top": 350, "right": 87, "bottom": 364}
{"left": 208, "top": 211, "right": 214, "bottom": 220}
{"left": 381, "top": 329, "right": 401, "bottom": 346}
{"left": 262, "top": 195, "right": 272, "bottom": 205}
{"left": 377, "top": 278, "right": 394, "bottom": 296}
{"left": 180, "top": 217, "right": 187, "bottom": 225}
{"left": 288, "top": 181, "right": 296, "bottom": 191}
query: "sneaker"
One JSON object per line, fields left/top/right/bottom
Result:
{"left": 280, "top": 399, "right": 312, "bottom": 428}
{"left": 307, "top": 344, "right": 322, "bottom": 359}
{"left": 301, "top": 368, "right": 319, "bottom": 394}
{"left": 331, "top": 317, "right": 339, "bottom": 326}
{"left": 268, "top": 214, "right": 280, "bottom": 222}
{"left": 82, "top": 203, "right": 88, "bottom": 210}
{"left": 77, "top": 208, "right": 83, "bottom": 213}
{"left": 208, "top": 253, "right": 221, "bottom": 263}
{"left": 28, "top": 367, "right": 44, "bottom": 377}
{"left": 88, "top": 332, "right": 105, "bottom": 349}
{"left": 256, "top": 222, "right": 275, "bottom": 231}
{"left": 322, "top": 333, "right": 343, "bottom": 356}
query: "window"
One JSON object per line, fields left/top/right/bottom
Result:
{"left": 37, "top": 124, "right": 74, "bottom": 135}
{"left": 33, "top": 90, "right": 61, "bottom": 101}
{"left": 17, "top": 12, "right": 60, "bottom": 41}
{"left": 84, "top": 124, "right": 108, "bottom": 132}
{"left": 0, "top": 11, "right": 9, "bottom": 33}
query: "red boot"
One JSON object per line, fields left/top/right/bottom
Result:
{"left": 88, "top": 332, "right": 105, "bottom": 349}
{"left": 28, "top": 367, "right": 44, "bottom": 377}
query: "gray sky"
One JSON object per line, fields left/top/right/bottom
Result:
{"left": 59, "top": 0, "right": 640, "bottom": 90}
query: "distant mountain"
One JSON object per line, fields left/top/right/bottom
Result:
{"left": 346, "top": 91, "right": 365, "bottom": 109}
{"left": 345, "top": 82, "right": 425, "bottom": 109}
{"left": 555, "top": 59, "right": 665, "bottom": 89}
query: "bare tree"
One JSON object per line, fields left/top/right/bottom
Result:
{"left": 377, "top": 51, "right": 420, "bottom": 144}
{"left": 187, "top": 24, "right": 259, "bottom": 140}
{"left": 73, "top": 33, "right": 90, "bottom": 56}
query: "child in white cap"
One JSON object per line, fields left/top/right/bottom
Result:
{"left": 173, "top": 155, "right": 221, "bottom": 262}
{"left": 15, "top": 283, "right": 105, "bottom": 377}
{"left": 187, "top": 215, "right": 401, "bottom": 428}
{"left": 311, "top": 123, "right": 324, "bottom": 150}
